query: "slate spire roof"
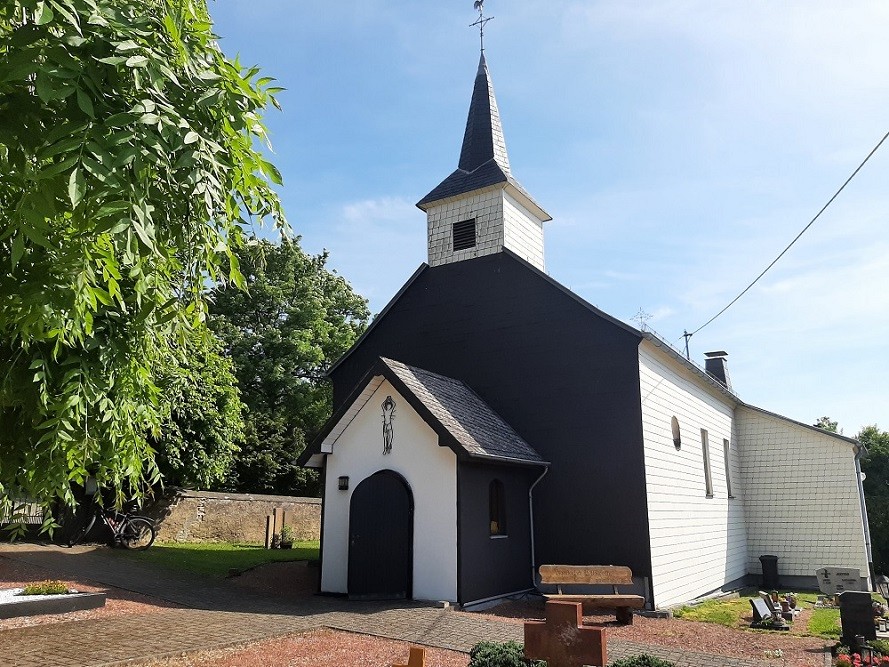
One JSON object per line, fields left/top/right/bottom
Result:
{"left": 416, "top": 54, "right": 548, "bottom": 218}
{"left": 458, "top": 53, "right": 511, "bottom": 175}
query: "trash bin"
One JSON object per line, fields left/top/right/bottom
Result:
{"left": 759, "top": 554, "right": 779, "bottom": 589}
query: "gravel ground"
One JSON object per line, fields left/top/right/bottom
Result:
{"left": 0, "top": 554, "right": 179, "bottom": 630}
{"left": 0, "top": 556, "right": 831, "bottom": 666}
{"left": 134, "top": 628, "right": 470, "bottom": 667}
{"left": 467, "top": 599, "right": 831, "bottom": 667}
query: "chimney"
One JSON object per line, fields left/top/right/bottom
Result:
{"left": 704, "top": 351, "right": 732, "bottom": 390}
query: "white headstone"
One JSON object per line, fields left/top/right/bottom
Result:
{"left": 816, "top": 567, "right": 863, "bottom": 595}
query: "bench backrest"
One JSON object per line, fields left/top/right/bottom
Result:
{"left": 539, "top": 565, "right": 634, "bottom": 586}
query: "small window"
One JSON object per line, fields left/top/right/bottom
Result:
{"left": 701, "top": 429, "right": 713, "bottom": 498}
{"left": 453, "top": 218, "right": 476, "bottom": 251}
{"left": 671, "top": 416, "right": 681, "bottom": 449}
{"left": 723, "top": 438, "right": 734, "bottom": 498}
{"left": 489, "top": 479, "right": 507, "bottom": 536}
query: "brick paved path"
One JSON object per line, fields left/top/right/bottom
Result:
{"left": 0, "top": 544, "right": 773, "bottom": 667}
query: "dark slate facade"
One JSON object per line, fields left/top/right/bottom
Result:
{"left": 328, "top": 250, "right": 652, "bottom": 588}
{"left": 458, "top": 462, "right": 539, "bottom": 603}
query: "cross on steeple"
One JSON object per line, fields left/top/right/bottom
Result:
{"left": 469, "top": 0, "right": 494, "bottom": 52}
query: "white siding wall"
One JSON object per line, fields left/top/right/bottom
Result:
{"left": 427, "top": 188, "right": 503, "bottom": 267}
{"left": 735, "top": 407, "right": 869, "bottom": 581}
{"left": 321, "top": 379, "right": 459, "bottom": 602}
{"left": 502, "top": 190, "right": 545, "bottom": 270}
{"left": 639, "top": 343, "right": 748, "bottom": 607}
{"left": 426, "top": 187, "right": 546, "bottom": 270}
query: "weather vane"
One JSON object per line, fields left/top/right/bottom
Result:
{"left": 470, "top": 0, "right": 494, "bottom": 52}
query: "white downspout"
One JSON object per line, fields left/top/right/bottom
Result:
{"left": 854, "top": 445, "right": 875, "bottom": 588}
{"left": 529, "top": 466, "right": 549, "bottom": 589}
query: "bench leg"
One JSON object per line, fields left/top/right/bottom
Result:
{"left": 615, "top": 607, "right": 634, "bottom": 625}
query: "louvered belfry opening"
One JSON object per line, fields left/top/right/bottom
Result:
{"left": 453, "top": 218, "right": 476, "bottom": 251}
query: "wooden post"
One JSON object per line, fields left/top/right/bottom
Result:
{"left": 392, "top": 647, "right": 425, "bottom": 667}
{"left": 264, "top": 515, "right": 273, "bottom": 549}
{"left": 273, "top": 507, "right": 284, "bottom": 536}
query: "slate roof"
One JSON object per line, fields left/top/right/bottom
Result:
{"left": 300, "top": 356, "right": 547, "bottom": 467}
{"left": 381, "top": 357, "right": 545, "bottom": 464}
{"left": 416, "top": 53, "right": 548, "bottom": 216}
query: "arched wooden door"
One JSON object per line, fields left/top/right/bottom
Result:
{"left": 348, "top": 470, "right": 414, "bottom": 600}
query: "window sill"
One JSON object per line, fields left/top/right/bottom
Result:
{"left": 490, "top": 535, "right": 509, "bottom": 540}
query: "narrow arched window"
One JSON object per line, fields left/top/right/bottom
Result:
{"left": 489, "top": 479, "right": 507, "bottom": 536}
{"left": 671, "top": 416, "right": 681, "bottom": 449}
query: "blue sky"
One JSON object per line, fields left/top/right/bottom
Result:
{"left": 209, "top": 1, "right": 888, "bottom": 435}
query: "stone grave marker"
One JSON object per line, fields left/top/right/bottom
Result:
{"left": 839, "top": 590, "right": 876, "bottom": 647}
{"left": 750, "top": 598, "right": 773, "bottom": 625}
{"left": 392, "top": 646, "right": 425, "bottom": 667}
{"left": 817, "top": 567, "right": 863, "bottom": 595}
{"left": 524, "top": 600, "right": 607, "bottom": 667}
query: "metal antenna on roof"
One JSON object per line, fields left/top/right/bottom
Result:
{"left": 682, "top": 330, "right": 692, "bottom": 360}
{"left": 470, "top": 0, "right": 494, "bottom": 53}
{"left": 632, "top": 308, "right": 652, "bottom": 332}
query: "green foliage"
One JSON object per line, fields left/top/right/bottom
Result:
{"left": 859, "top": 425, "right": 889, "bottom": 574}
{"left": 468, "top": 641, "right": 543, "bottom": 667}
{"left": 869, "top": 639, "right": 889, "bottom": 655}
{"left": 0, "top": 0, "right": 284, "bottom": 520}
{"left": 152, "top": 325, "right": 243, "bottom": 489}
{"left": 809, "top": 608, "right": 841, "bottom": 638}
{"left": 119, "top": 540, "right": 319, "bottom": 577}
{"left": 610, "top": 655, "right": 676, "bottom": 667}
{"left": 815, "top": 417, "right": 839, "bottom": 432}
{"left": 209, "top": 239, "right": 369, "bottom": 496}
{"left": 670, "top": 597, "right": 750, "bottom": 627}
{"left": 21, "top": 579, "right": 69, "bottom": 595}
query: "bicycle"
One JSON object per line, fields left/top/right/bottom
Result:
{"left": 67, "top": 504, "right": 156, "bottom": 550}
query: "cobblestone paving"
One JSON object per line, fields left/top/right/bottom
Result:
{"left": 0, "top": 544, "right": 773, "bottom": 667}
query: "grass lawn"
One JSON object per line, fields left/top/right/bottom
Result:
{"left": 117, "top": 541, "right": 320, "bottom": 578}
{"left": 673, "top": 590, "right": 845, "bottom": 638}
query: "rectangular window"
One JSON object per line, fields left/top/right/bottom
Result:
{"left": 453, "top": 218, "right": 476, "bottom": 251}
{"left": 489, "top": 479, "right": 507, "bottom": 537}
{"left": 723, "top": 438, "right": 734, "bottom": 498}
{"left": 701, "top": 429, "right": 713, "bottom": 498}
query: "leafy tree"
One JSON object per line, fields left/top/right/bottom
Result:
{"left": 0, "top": 0, "right": 284, "bottom": 524}
{"left": 209, "top": 239, "right": 369, "bottom": 496}
{"left": 859, "top": 425, "right": 889, "bottom": 574}
{"left": 814, "top": 416, "right": 839, "bottom": 432}
{"left": 152, "top": 325, "right": 243, "bottom": 490}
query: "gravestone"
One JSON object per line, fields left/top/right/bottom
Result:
{"left": 750, "top": 598, "right": 773, "bottom": 625}
{"left": 817, "top": 567, "right": 863, "bottom": 595}
{"left": 524, "top": 601, "right": 607, "bottom": 667}
{"left": 839, "top": 590, "right": 876, "bottom": 647}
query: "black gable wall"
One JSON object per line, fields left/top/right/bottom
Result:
{"left": 331, "top": 252, "right": 652, "bottom": 582}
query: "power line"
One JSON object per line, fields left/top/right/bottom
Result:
{"left": 687, "top": 128, "right": 889, "bottom": 341}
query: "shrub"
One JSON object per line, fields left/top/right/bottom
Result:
{"left": 870, "top": 640, "right": 889, "bottom": 655}
{"left": 468, "top": 641, "right": 543, "bottom": 667}
{"left": 611, "top": 655, "right": 677, "bottom": 667}
{"left": 20, "top": 580, "right": 68, "bottom": 596}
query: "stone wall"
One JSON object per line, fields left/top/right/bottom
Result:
{"left": 148, "top": 489, "right": 321, "bottom": 543}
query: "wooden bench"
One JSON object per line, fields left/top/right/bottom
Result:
{"left": 539, "top": 565, "right": 645, "bottom": 625}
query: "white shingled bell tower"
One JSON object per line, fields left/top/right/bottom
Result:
{"left": 416, "top": 44, "right": 551, "bottom": 270}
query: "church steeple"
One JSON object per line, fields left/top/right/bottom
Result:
{"left": 417, "top": 50, "right": 551, "bottom": 270}
{"left": 458, "top": 53, "right": 510, "bottom": 176}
